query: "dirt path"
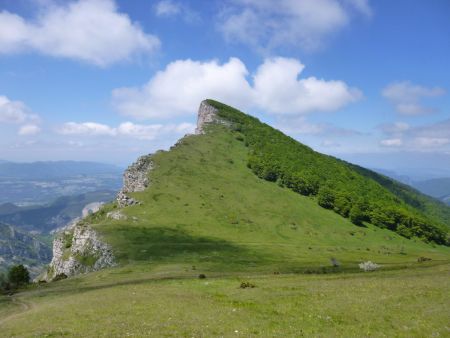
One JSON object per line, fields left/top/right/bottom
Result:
{"left": 0, "top": 296, "right": 34, "bottom": 326}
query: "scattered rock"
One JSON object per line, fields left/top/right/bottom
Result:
{"left": 106, "top": 210, "right": 127, "bottom": 220}
{"left": 417, "top": 256, "right": 432, "bottom": 263}
{"left": 358, "top": 261, "right": 380, "bottom": 272}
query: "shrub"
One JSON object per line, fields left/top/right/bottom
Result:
{"left": 417, "top": 257, "right": 432, "bottom": 263}
{"left": 317, "top": 188, "right": 335, "bottom": 209}
{"left": 358, "top": 261, "right": 380, "bottom": 272}
{"left": 7, "top": 264, "right": 30, "bottom": 287}
{"left": 330, "top": 257, "right": 340, "bottom": 268}
{"left": 240, "top": 281, "right": 255, "bottom": 289}
{"left": 350, "top": 205, "right": 365, "bottom": 226}
{"left": 198, "top": 274, "right": 206, "bottom": 279}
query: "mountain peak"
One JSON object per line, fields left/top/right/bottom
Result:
{"left": 195, "top": 99, "right": 233, "bottom": 134}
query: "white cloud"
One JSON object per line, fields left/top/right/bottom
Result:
{"left": 379, "top": 122, "right": 410, "bottom": 135}
{"left": 380, "top": 138, "right": 402, "bottom": 147}
{"left": 18, "top": 124, "right": 41, "bottom": 136}
{"left": 0, "top": 0, "right": 160, "bottom": 66}
{"left": 112, "top": 57, "right": 254, "bottom": 119}
{"left": 154, "top": 0, "right": 200, "bottom": 23}
{"left": 58, "top": 122, "right": 116, "bottom": 136}
{"left": 378, "top": 119, "right": 450, "bottom": 151}
{"left": 57, "top": 121, "right": 195, "bottom": 140}
{"left": 219, "top": 0, "right": 372, "bottom": 52}
{"left": 155, "top": 0, "right": 181, "bottom": 16}
{"left": 0, "top": 95, "right": 39, "bottom": 124}
{"left": 0, "top": 96, "right": 29, "bottom": 123}
{"left": 112, "top": 57, "right": 361, "bottom": 119}
{"left": 253, "top": 58, "right": 362, "bottom": 114}
{"left": 382, "top": 81, "right": 445, "bottom": 115}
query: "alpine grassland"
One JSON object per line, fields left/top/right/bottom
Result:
{"left": 1, "top": 101, "right": 449, "bottom": 337}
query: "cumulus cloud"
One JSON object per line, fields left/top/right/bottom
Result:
{"left": 219, "top": 0, "right": 372, "bottom": 52}
{"left": 0, "top": 95, "right": 39, "bottom": 124}
{"left": 0, "top": 0, "right": 160, "bottom": 66}
{"left": 112, "top": 57, "right": 361, "bottom": 119}
{"left": 378, "top": 119, "right": 450, "bottom": 151}
{"left": 253, "top": 58, "right": 362, "bottom": 114}
{"left": 18, "top": 124, "right": 41, "bottom": 136}
{"left": 382, "top": 81, "right": 445, "bottom": 115}
{"left": 57, "top": 121, "right": 195, "bottom": 140}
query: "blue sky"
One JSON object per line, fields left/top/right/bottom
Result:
{"left": 0, "top": 0, "right": 449, "bottom": 177}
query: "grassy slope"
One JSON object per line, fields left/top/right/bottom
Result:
{"left": 0, "top": 264, "right": 449, "bottom": 337}
{"left": 93, "top": 126, "right": 449, "bottom": 273}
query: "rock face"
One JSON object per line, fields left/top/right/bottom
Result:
{"left": 195, "top": 100, "right": 230, "bottom": 134}
{"left": 116, "top": 155, "right": 153, "bottom": 207}
{"left": 44, "top": 221, "right": 115, "bottom": 280}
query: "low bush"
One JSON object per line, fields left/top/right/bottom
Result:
{"left": 240, "top": 281, "right": 256, "bottom": 289}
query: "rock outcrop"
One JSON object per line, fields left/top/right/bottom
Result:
{"left": 44, "top": 221, "right": 115, "bottom": 281}
{"left": 116, "top": 155, "right": 153, "bottom": 207}
{"left": 195, "top": 100, "right": 230, "bottom": 134}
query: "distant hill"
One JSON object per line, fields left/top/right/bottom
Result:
{"left": 0, "top": 190, "right": 117, "bottom": 233}
{"left": 0, "top": 161, "right": 122, "bottom": 179}
{"left": 0, "top": 222, "right": 51, "bottom": 277}
{"left": 413, "top": 178, "right": 450, "bottom": 206}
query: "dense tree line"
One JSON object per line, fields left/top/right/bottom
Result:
{"left": 207, "top": 100, "right": 448, "bottom": 245}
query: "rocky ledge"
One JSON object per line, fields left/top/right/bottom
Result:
{"left": 195, "top": 100, "right": 230, "bottom": 134}
{"left": 43, "top": 221, "right": 115, "bottom": 281}
{"left": 116, "top": 154, "right": 153, "bottom": 207}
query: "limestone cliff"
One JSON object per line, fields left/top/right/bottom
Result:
{"left": 44, "top": 220, "right": 115, "bottom": 281}
{"left": 116, "top": 154, "right": 153, "bottom": 207}
{"left": 195, "top": 100, "right": 230, "bottom": 134}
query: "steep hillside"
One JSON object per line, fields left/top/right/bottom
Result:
{"left": 208, "top": 100, "right": 449, "bottom": 240}
{"left": 0, "top": 223, "right": 51, "bottom": 276}
{"left": 47, "top": 100, "right": 448, "bottom": 279}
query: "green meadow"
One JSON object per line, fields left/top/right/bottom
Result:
{"left": 0, "top": 263, "right": 449, "bottom": 337}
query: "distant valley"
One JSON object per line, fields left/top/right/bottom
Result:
{"left": 0, "top": 160, "right": 122, "bottom": 205}
{"left": 0, "top": 190, "right": 117, "bottom": 233}
{"left": 0, "top": 161, "right": 123, "bottom": 276}
{"left": 374, "top": 169, "right": 450, "bottom": 206}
